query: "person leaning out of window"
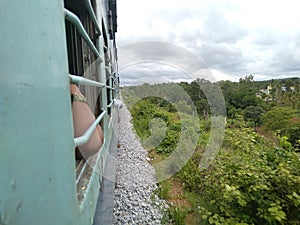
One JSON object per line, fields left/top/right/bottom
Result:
{"left": 70, "top": 84, "right": 104, "bottom": 159}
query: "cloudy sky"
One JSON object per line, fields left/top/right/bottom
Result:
{"left": 116, "top": 0, "right": 300, "bottom": 85}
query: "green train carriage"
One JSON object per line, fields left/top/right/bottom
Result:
{"left": 0, "top": 0, "right": 119, "bottom": 224}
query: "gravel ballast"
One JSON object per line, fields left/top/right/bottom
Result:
{"left": 113, "top": 103, "right": 168, "bottom": 225}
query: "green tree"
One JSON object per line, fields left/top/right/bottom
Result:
{"left": 262, "top": 106, "right": 300, "bottom": 147}
{"left": 220, "top": 76, "right": 264, "bottom": 119}
{"left": 262, "top": 107, "right": 297, "bottom": 133}
{"left": 244, "top": 106, "right": 265, "bottom": 130}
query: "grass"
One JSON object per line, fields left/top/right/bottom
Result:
{"left": 155, "top": 177, "right": 202, "bottom": 225}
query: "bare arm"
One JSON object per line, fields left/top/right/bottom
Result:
{"left": 70, "top": 84, "right": 104, "bottom": 158}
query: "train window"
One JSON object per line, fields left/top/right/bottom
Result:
{"left": 64, "top": 0, "right": 104, "bottom": 202}
{"left": 64, "top": 0, "right": 118, "bottom": 203}
{"left": 101, "top": 19, "right": 113, "bottom": 117}
{"left": 64, "top": 0, "right": 101, "bottom": 112}
{"left": 108, "top": 0, "right": 117, "bottom": 40}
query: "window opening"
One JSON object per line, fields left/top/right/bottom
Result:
{"left": 64, "top": 0, "right": 106, "bottom": 203}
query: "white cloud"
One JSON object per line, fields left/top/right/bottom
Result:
{"left": 119, "top": 62, "right": 195, "bottom": 86}
{"left": 117, "top": 0, "right": 300, "bottom": 82}
{"left": 210, "top": 69, "right": 239, "bottom": 82}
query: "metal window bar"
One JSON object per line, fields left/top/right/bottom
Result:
{"left": 64, "top": 9, "right": 103, "bottom": 63}
{"left": 69, "top": 75, "right": 111, "bottom": 147}
{"left": 109, "top": 78, "right": 113, "bottom": 102}
{"left": 69, "top": 74, "right": 115, "bottom": 90}
{"left": 64, "top": 6, "right": 118, "bottom": 197}
{"left": 107, "top": 100, "right": 114, "bottom": 108}
{"left": 83, "top": 0, "right": 101, "bottom": 35}
{"left": 109, "top": 74, "right": 113, "bottom": 101}
{"left": 74, "top": 110, "right": 106, "bottom": 147}
{"left": 109, "top": 74, "right": 118, "bottom": 82}
{"left": 69, "top": 75, "right": 107, "bottom": 183}
{"left": 76, "top": 161, "right": 88, "bottom": 184}
{"left": 107, "top": 86, "right": 115, "bottom": 91}
{"left": 69, "top": 74, "right": 105, "bottom": 87}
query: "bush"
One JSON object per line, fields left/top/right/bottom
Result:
{"left": 188, "top": 127, "right": 300, "bottom": 224}
{"left": 178, "top": 127, "right": 300, "bottom": 224}
{"left": 166, "top": 207, "right": 188, "bottom": 225}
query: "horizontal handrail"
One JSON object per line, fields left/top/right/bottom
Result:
{"left": 69, "top": 75, "right": 115, "bottom": 91}
{"left": 69, "top": 75, "right": 106, "bottom": 87}
{"left": 83, "top": 0, "right": 101, "bottom": 34}
{"left": 106, "top": 86, "right": 115, "bottom": 90}
{"left": 64, "top": 9, "right": 103, "bottom": 63}
{"left": 74, "top": 111, "right": 106, "bottom": 147}
{"left": 107, "top": 100, "right": 114, "bottom": 108}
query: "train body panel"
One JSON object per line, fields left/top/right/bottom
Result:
{"left": 0, "top": 0, "right": 119, "bottom": 224}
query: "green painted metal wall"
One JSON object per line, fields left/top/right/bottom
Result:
{"left": 0, "top": 1, "right": 80, "bottom": 224}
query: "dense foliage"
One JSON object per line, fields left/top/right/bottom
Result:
{"left": 129, "top": 96, "right": 181, "bottom": 154}
{"left": 179, "top": 125, "right": 300, "bottom": 224}
{"left": 219, "top": 76, "right": 300, "bottom": 149}
{"left": 121, "top": 77, "right": 300, "bottom": 225}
